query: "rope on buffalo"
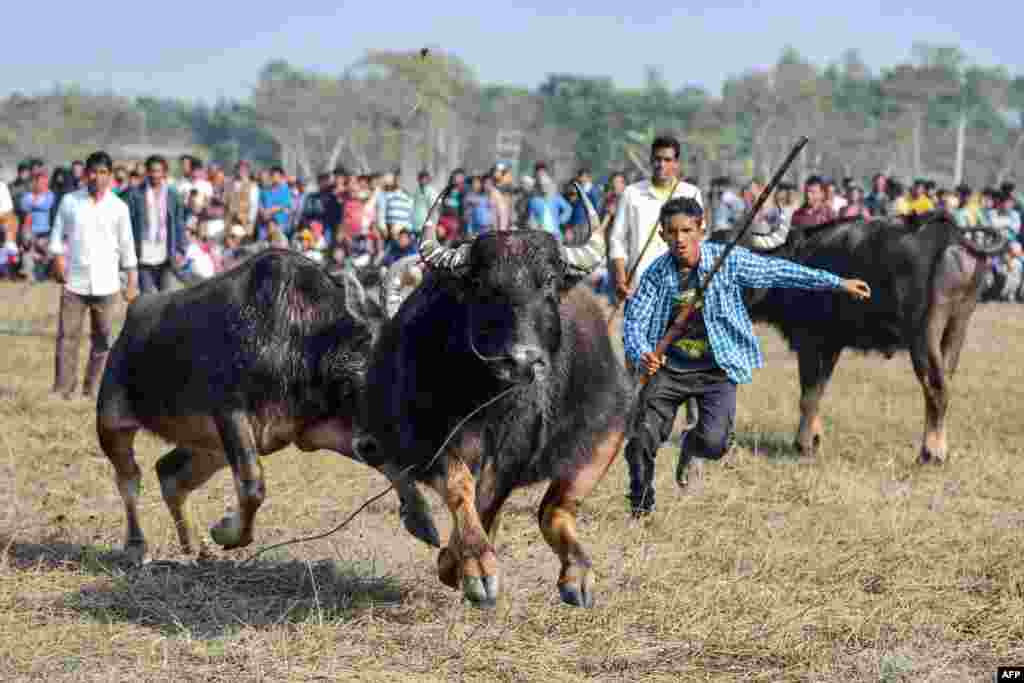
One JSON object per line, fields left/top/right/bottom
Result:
{"left": 241, "top": 380, "right": 528, "bottom": 565}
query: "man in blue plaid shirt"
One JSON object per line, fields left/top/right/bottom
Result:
{"left": 622, "top": 197, "right": 870, "bottom": 516}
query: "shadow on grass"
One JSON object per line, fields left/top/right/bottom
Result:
{"left": 734, "top": 431, "right": 803, "bottom": 462}
{"left": 2, "top": 537, "right": 403, "bottom": 638}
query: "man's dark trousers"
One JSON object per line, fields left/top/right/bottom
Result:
{"left": 625, "top": 364, "right": 736, "bottom": 513}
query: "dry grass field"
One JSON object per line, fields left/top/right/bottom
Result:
{"left": 2, "top": 279, "right": 1024, "bottom": 682}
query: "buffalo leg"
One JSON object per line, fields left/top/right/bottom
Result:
{"left": 795, "top": 344, "right": 842, "bottom": 455}
{"left": 155, "top": 447, "right": 227, "bottom": 557}
{"left": 212, "top": 412, "right": 264, "bottom": 549}
{"left": 97, "top": 422, "right": 146, "bottom": 565}
{"left": 941, "top": 305, "right": 975, "bottom": 380}
{"left": 477, "top": 463, "right": 513, "bottom": 546}
{"left": 911, "top": 316, "right": 950, "bottom": 465}
{"left": 431, "top": 456, "right": 499, "bottom": 606}
{"left": 296, "top": 420, "right": 440, "bottom": 548}
{"left": 538, "top": 426, "right": 625, "bottom": 608}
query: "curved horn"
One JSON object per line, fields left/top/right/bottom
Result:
{"left": 418, "top": 183, "right": 471, "bottom": 272}
{"left": 957, "top": 225, "right": 1010, "bottom": 256}
{"left": 561, "top": 181, "right": 605, "bottom": 276}
{"left": 747, "top": 215, "right": 790, "bottom": 251}
{"left": 383, "top": 253, "right": 424, "bottom": 318}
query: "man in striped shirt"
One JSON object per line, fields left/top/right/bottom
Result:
{"left": 378, "top": 172, "right": 414, "bottom": 241}
{"left": 622, "top": 197, "right": 871, "bottom": 516}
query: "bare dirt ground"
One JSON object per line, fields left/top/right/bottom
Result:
{"left": 1, "top": 279, "right": 1023, "bottom": 682}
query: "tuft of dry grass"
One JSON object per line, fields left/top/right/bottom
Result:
{"left": 2, "top": 280, "right": 1024, "bottom": 681}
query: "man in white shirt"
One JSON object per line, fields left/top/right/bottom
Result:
{"left": 0, "top": 176, "right": 12, "bottom": 216}
{"left": 48, "top": 151, "right": 139, "bottom": 400}
{"left": 609, "top": 136, "right": 703, "bottom": 302}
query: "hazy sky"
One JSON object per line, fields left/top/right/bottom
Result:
{"left": 6, "top": 2, "right": 1021, "bottom": 102}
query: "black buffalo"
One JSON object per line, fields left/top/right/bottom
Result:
{"left": 96, "top": 249, "right": 438, "bottom": 565}
{"left": 359, "top": 191, "right": 629, "bottom": 607}
{"left": 711, "top": 213, "right": 1008, "bottom": 463}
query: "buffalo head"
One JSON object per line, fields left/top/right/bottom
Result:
{"left": 417, "top": 183, "right": 604, "bottom": 384}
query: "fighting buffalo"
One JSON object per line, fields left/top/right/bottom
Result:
{"left": 712, "top": 212, "right": 1008, "bottom": 463}
{"left": 96, "top": 249, "right": 439, "bottom": 565}
{"left": 358, "top": 191, "right": 629, "bottom": 607}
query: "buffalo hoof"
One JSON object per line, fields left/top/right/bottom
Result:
{"left": 400, "top": 498, "right": 441, "bottom": 548}
{"left": 463, "top": 574, "right": 499, "bottom": 607}
{"left": 559, "top": 575, "right": 595, "bottom": 608}
{"left": 209, "top": 512, "right": 250, "bottom": 549}
{"left": 916, "top": 448, "right": 945, "bottom": 466}
{"left": 438, "top": 547, "right": 459, "bottom": 589}
{"left": 123, "top": 541, "right": 148, "bottom": 567}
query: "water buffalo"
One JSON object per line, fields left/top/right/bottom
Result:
{"left": 711, "top": 213, "right": 1008, "bottom": 463}
{"left": 96, "top": 249, "right": 439, "bottom": 565}
{"left": 358, "top": 191, "right": 629, "bottom": 607}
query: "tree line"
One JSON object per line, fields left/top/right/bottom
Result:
{"left": 2, "top": 43, "right": 1022, "bottom": 189}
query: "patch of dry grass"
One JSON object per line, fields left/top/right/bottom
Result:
{"left": 2, "top": 280, "right": 1024, "bottom": 681}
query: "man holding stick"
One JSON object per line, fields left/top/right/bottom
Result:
{"left": 622, "top": 196, "right": 870, "bottom": 516}
{"left": 609, "top": 135, "right": 702, "bottom": 303}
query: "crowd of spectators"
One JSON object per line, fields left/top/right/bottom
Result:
{"left": 1, "top": 154, "right": 1022, "bottom": 303}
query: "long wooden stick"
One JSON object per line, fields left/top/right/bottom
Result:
{"left": 637, "top": 136, "right": 809, "bottom": 387}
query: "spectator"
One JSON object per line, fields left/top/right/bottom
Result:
{"left": 492, "top": 162, "right": 515, "bottom": 229}
{"left": 125, "top": 155, "right": 187, "bottom": 294}
{"left": 824, "top": 177, "right": 848, "bottom": 214}
{"left": 608, "top": 135, "right": 703, "bottom": 303}
{"left": 412, "top": 169, "right": 439, "bottom": 235}
{"left": 463, "top": 175, "right": 496, "bottom": 236}
{"left": 48, "top": 151, "right": 138, "bottom": 400}
{"left": 382, "top": 175, "right": 414, "bottom": 240}
{"left": 841, "top": 185, "right": 871, "bottom": 220}
{"left": 259, "top": 166, "right": 293, "bottom": 240}
{"left": 381, "top": 228, "right": 418, "bottom": 269}
{"left": 865, "top": 173, "right": 888, "bottom": 217}
{"left": 294, "top": 171, "right": 342, "bottom": 241}
{"left": 909, "top": 179, "right": 934, "bottom": 215}
{"left": 791, "top": 175, "right": 836, "bottom": 228}
{"left": 179, "top": 222, "right": 216, "bottom": 283}
{"left": 220, "top": 224, "right": 248, "bottom": 272}
{"left": 711, "top": 177, "right": 743, "bottom": 230}
{"left": 527, "top": 174, "right": 572, "bottom": 240}
{"left": 888, "top": 180, "right": 910, "bottom": 217}
{"left": 68, "top": 160, "right": 84, "bottom": 190}
{"left": 1, "top": 212, "right": 17, "bottom": 280}
{"left": 1000, "top": 192, "right": 1021, "bottom": 240}
{"left": 18, "top": 168, "right": 57, "bottom": 281}
{"left": 439, "top": 169, "right": 466, "bottom": 241}
{"left": 224, "top": 160, "right": 259, "bottom": 239}
{"left": 568, "top": 167, "right": 603, "bottom": 229}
